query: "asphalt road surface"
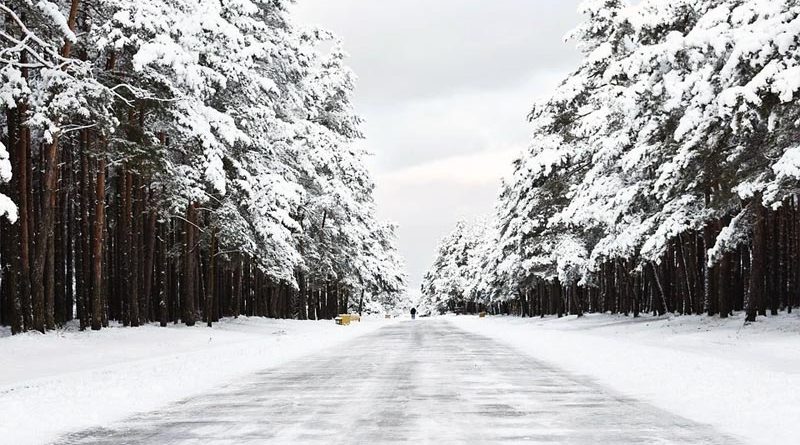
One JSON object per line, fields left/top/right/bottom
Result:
{"left": 58, "top": 319, "right": 737, "bottom": 444}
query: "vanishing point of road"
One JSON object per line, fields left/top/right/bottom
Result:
{"left": 59, "top": 319, "right": 737, "bottom": 444}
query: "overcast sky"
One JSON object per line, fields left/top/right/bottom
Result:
{"left": 292, "top": 0, "right": 583, "bottom": 296}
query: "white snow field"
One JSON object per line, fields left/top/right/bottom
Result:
{"left": 449, "top": 312, "right": 800, "bottom": 445}
{"left": 0, "top": 317, "right": 392, "bottom": 445}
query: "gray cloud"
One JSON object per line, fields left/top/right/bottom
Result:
{"left": 295, "top": 0, "right": 580, "bottom": 107}
{"left": 293, "top": 0, "right": 583, "bottom": 294}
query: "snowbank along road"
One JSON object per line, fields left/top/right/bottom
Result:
{"left": 58, "top": 319, "right": 738, "bottom": 444}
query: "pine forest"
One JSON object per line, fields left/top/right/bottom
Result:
{"left": 423, "top": 0, "right": 800, "bottom": 322}
{"left": 0, "top": 0, "right": 407, "bottom": 334}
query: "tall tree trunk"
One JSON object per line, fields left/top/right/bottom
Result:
{"left": 232, "top": 255, "right": 242, "bottom": 318}
{"left": 15, "top": 93, "right": 32, "bottom": 331}
{"left": 31, "top": 137, "right": 59, "bottom": 332}
{"left": 64, "top": 143, "right": 75, "bottom": 322}
{"left": 143, "top": 193, "right": 157, "bottom": 322}
{"left": 747, "top": 199, "right": 766, "bottom": 323}
{"left": 119, "top": 167, "right": 132, "bottom": 325}
{"left": 718, "top": 251, "right": 731, "bottom": 318}
{"left": 54, "top": 164, "right": 66, "bottom": 324}
{"left": 677, "top": 234, "right": 694, "bottom": 314}
{"left": 297, "top": 271, "right": 308, "bottom": 320}
{"left": 61, "top": 0, "right": 81, "bottom": 57}
{"left": 157, "top": 222, "right": 168, "bottom": 327}
{"left": 790, "top": 197, "right": 798, "bottom": 313}
{"left": 91, "top": 156, "right": 106, "bottom": 331}
{"left": 78, "top": 143, "right": 91, "bottom": 329}
{"left": 45, "top": 207, "right": 56, "bottom": 329}
{"left": 183, "top": 203, "right": 197, "bottom": 326}
{"left": 703, "top": 222, "right": 718, "bottom": 316}
{"left": 205, "top": 227, "right": 216, "bottom": 327}
{"left": 650, "top": 262, "right": 669, "bottom": 315}
{"left": 128, "top": 172, "right": 140, "bottom": 326}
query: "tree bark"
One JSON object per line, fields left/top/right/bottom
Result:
{"left": 747, "top": 199, "right": 766, "bottom": 323}
{"left": 183, "top": 203, "right": 197, "bottom": 326}
{"left": 143, "top": 193, "right": 157, "bottom": 322}
{"left": 129, "top": 172, "right": 140, "bottom": 326}
{"left": 91, "top": 156, "right": 106, "bottom": 331}
{"left": 205, "top": 227, "right": 216, "bottom": 327}
{"left": 31, "top": 137, "right": 59, "bottom": 332}
{"left": 718, "top": 250, "right": 731, "bottom": 318}
{"left": 15, "top": 93, "right": 32, "bottom": 331}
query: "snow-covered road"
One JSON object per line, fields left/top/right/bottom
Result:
{"left": 58, "top": 319, "right": 735, "bottom": 444}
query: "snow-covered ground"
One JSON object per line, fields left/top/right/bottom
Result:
{"left": 448, "top": 312, "right": 800, "bottom": 445}
{"left": 4, "top": 313, "right": 797, "bottom": 444}
{"left": 0, "top": 317, "right": 392, "bottom": 445}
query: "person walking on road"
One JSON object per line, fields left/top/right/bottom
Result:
{"left": 411, "top": 307, "right": 417, "bottom": 320}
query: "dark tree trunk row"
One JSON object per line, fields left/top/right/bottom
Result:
{"left": 484, "top": 196, "right": 800, "bottom": 320}
{"left": 1, "top": 133, "right": 354, "bottom": 333}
